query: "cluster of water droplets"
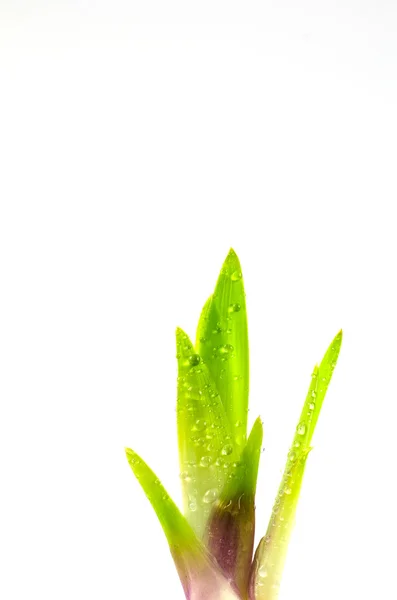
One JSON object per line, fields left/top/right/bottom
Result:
{"left": 177, "top": 404, "right": 239, "bottom": 513}
{"left": 175, "top": 272, "right": 249, "bottom": 518}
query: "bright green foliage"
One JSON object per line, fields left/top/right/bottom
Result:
{"left": 293, "top": 330, "right": 342, "bottom": 454}
{"left": 125, "top": 447, "right": 198, "bottom": 551}
{"left": 176, "top": 327, "right": 238, "bottom": 538}
{"left": 125, "top": 447, "right": 241, "bottom": 600}
{"left": 196, "top": 249, "right": 249, "bottom": 449}
{"left": 125, "top": 249, "right": 342, "bottom": 600}
{"left": 249, "top": 330, "right": 343, "bottom": 600}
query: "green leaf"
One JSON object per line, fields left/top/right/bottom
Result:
{"left": 176, "top": 328, "right": 238, "bottom": 538}
{"left": 125, "top": 447, "right": 196, "bottom": 550}
{"left": 205, "top": 417, "right": 263, "bottom": 597}
{"left": 249, "top": 451, "right": 310, "bottom": 600}
{"left": 125, "top": 448, "right": 241, "bottom": 600}
{"left": 292, "top": 329, "right": 343, "bottom": 454}
{"left": 249, "top": 330, "right": 342, "bottom": 600}
{"left": 196, "top": 249, "right": 249, "bottom": 449}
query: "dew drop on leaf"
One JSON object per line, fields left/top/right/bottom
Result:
{"left": 296, "top": 422, "right": 306, "bottom": 435}
{"left": 231, "top": 270, "right": 242, "bottom": 282}
{"left": 188, "top": 354, "right": 201, "bottom": 367}
{"left": 194, "top": 419, "right": 207, "bottom": 432}
{"left": 203, "top": 488, "right": 219, "bottom": 504}
{"left": 215, "top": 344, "right": 234, "bottom": 360}
{"left": 228, "top": 303, "right": 241, "bottom": 313}
{"left": 221, "top": 443, "right": 233, "bottom": 456}
{"left": 200, "top": 456, "right": 212, "bottom": 467}
{"left": 258, "top": 566, "right": 268, "bottom": 578}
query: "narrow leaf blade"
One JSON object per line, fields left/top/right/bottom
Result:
{"left": 249, "top": 451, "right": 310, "bottom": 600}
{"left": 196, "top": 249, "right": 249, "bottom": 448}
{"left": 250, "top": 330, "right": 343, "bottom": 600}
{"left": 293, "top": 329, "right": 343, "bottom": 453}
{"left": 125, "top": 447, "right": 195, "bottom": 549}
{"left": 125, "top": 448, "right": 242, "bottom": 600}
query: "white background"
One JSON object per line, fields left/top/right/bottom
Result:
{"left": 1, "top": 2, "right": 396, "bottom": 599}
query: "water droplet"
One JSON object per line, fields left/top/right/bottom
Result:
{"left": 231, "top": 270, "right": 242, "bottom": 282}
{"left": 309, "top": 402, "right": 315, "bottom": 410}
{"left": 200, "top": 456, "right": 212, "bottom": 467}
{"left": 203, "top": 488, "right": 219, "bottom": 504}
{"left": 221, "top": 443, "right": 233, "bottom": 456}
{"left": 296, "top": 422, "right": 306, "bottom": 435}
{"left": 212, "top": 322, "right": 224, "bottom": 334}
{"left": 311, "top": 390, "right": 317, "bottom": 398}
{"left": 228, "top": 303, "right": 241, "bottom": 313}
{"left": 284, "top": 486, "right": 292, "bottom": 495}
{"left": 235, "top": 420, "right": 243, "bottom": 428}
{"left": 215, "top": 344, "right": 234, "bottom": 360}
{"left": 188, "top": 354, "right": 200, "bottom": 367}
{"left": 194, "top": 419, "right": 207, "bottom": 432}
{"left": 188, "top": 500, "right": 197, "bottom": 512}
{"left": 258, "top": 566, "right": 268, "bottom": 578}
{"left": 180, "top": 471, "right": 191, "bottom": 481}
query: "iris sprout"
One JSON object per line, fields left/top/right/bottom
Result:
{"left": 126, "top": 249, "right": 342, "bottom": 599}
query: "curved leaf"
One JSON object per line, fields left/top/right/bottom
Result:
{"left": 125, "top": 447, "right": 241, "bottom": 600}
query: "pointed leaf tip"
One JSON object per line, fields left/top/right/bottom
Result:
{"left": 250, "top": 331, "right": 342, "bottom": 599}
{"left": 125, "top": 446, "right": 193, "bottom": 547}
{"left": 195, "top": 249, "right": 249, "bottom": 447}
{"left": 227, "top": 247, "right": 238, "bottom": 259}
{"left": 125, "top": 448, "right": 241, "bottom": 600}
